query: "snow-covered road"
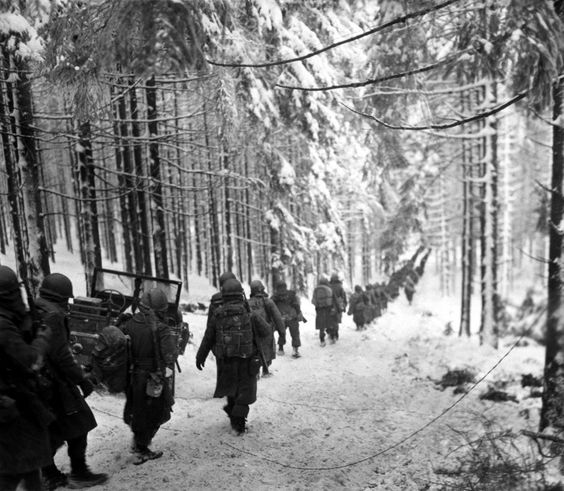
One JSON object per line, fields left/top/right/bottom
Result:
{"left": 69, "top": 273, "right": 545, "bottom": 490}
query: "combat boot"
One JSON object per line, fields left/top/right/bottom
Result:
{"left": 67, "top": 466, "right": 108, "bottom": 489}
{"left": 42, "top": 466, "right": 68, "bottom": 491}
{"left": 230, "top": 416, "right": 247, "bottom": 435}
{"left": 292, "top": 347, "right": 301, "bottom": 358}
{"left": 133, "top": 447, "right": 163, "bottom": 466}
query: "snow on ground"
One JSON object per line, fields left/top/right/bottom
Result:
{"left": 45, "top": 268, "right": 546, "bottom": 491}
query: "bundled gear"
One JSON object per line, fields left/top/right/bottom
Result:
{"left": 214, "top": 300, "right": 254, "bottom": 359}
{"left": 91, "top": 325, "right": 130, "bottom": 393}
{"left": 312, "top": 281, "right": 334, "bottom": 307}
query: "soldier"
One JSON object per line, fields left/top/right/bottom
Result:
{"left": 271, "top": 280, "right": 305, "bottom": 358}
{"left": 328, "top": 273, "right": 347, "bottom": 341}
{"left": 374, "top": 283, "right": 389, "bottom": 314}
{"left": 121, "top": 288, "right": 176, "bottom": 464}
{"left": 208, "top": 272, "right": 237, "bottom": 389}
{"left": 36, "top": 273, "right": 108, "bottom": 490}
{"left": 248, "top": 280, "right": 285, "bottom": 376}
{"left": 404, "top": 275, "right": 416, "bottom": 305}
{"left": 311, "top": 276, "right": 336, "bottom": 347}
{"left": 196, "top": 278, "right": 270, "bottom": 434}
{"left": 0, "top": 266, "right": 54, "bottom": 491}
{"left": 347, "top": 285, "right": 369, "bottom": 331}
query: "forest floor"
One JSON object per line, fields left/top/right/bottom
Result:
{"left": 47, "top": 266, "right": 559, "bottom": 491}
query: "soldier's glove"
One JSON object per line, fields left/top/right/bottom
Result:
{"left": 79, "top": 378, "right": 94, "bottom": 398}
{"left": 165, "top": 367, "right": 173, "bottom": 378}
{"left": 300, "top": 314, "right": 307, "bottom": 323}
{"left": 195, "top": 358, "right": 205, "bottom": 371}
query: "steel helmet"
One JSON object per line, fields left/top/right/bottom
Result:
{"left": 0, "top": 266, "right": 19, "bottom": 295}
{"left": 140, "top": 288, "right": 169, "bottom": 312}
{"left": 40, "top": 273, "right": 74, "bottom": 300}
{"left": 221, "top": 278, "right": 244, "bottom": 299}
{"left": 250, "top": 280, "right": 265, "bottom": 295}
{"left": 218, "top": 271, "right": 237, "bottom": 287}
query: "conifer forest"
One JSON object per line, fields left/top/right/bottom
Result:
{"left": 3, "top": 1, "right": 564, "bottom": 488}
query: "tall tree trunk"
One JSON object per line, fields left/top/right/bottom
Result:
{"left": 173, "top": 83, "right": 189, "bottom": 291}
{"left": 244, "top": 148, "right": 253, "bottom": 282}
{"left": 65, "top": 99, "right": 85, "bottom": 266}
{"left": 7, "top": 48, "right": 50, "bottom": 296}
{"left": 117, "top": 84, "right": 143, "bottom": 273}
{"left": 146, "top": 76, "right": 169, "bottom": 278}
{"left": 111, "top": 83, "right": 133, "bottom": 271}
{"left": 191, "top": 124, "right": 203, "bottom": 277}
{"left": 202, "top": 96, "right": 219, "bottom": 286}
{"left": 99, "top": 148, "right": 118, "bottom": 263}
{"left": 459, "top": 88, "right": 472, "bottom": 336}
{"left": 479, "top": 81, "right": 498, "bottom": 348}
{"left": 540, "top": 75, "right": 564, "bottom": 431}
{"left": 223, "top": 141, "right": 234, "bottom": 271}
{"left": 76, "top": 120, "right": 102, "bottom": 294}
{"left": 129, "top": 79, "right": 152, "bottom": 275}
{"left": 0, "top": 55, "right": 28, "bottom": 287}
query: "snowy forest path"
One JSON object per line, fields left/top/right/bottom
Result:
{"left": 77, "top": 274, "right": 544, "bottom": 490}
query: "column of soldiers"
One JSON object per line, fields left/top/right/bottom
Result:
{"left": 0, "top": 249, "right": 432, "bottom": 489}
{"left": 345, "top": 247, "right": 432, "bottom": 330}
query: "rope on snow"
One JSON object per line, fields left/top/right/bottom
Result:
{"left": 223, "top": 333, "right": 526, "bottom": 471}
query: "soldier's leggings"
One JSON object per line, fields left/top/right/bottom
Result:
{"left": 279, "top": 322, "right": 301, "bottom": 348}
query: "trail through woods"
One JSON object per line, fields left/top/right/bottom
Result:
{"left": 63, "top": 270, "right": 546, "bottom": 490}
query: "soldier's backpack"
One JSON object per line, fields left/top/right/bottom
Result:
{"left": 91, "top": 325, "right": 130, "bottom": 393}
{"left": 313, "top": 286, "right": 334, "bottom": 308}
{"left": 214, "top": 301, "right": 254, "bottom": 358}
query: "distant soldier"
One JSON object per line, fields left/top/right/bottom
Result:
{"left": 36, "top": 273, "right": 108, "bottom": 490}
{"left": 248, "top": 280, "right": 285, "bottom": 376}
{"left": 363, "top": 284, "right": 375, "bottom": 324}
{"left": 271, "top": 280, "right": 306, "bottom": 358}
{"left": 367, "top": 284, "right": 382, "bottom": 321}
{"left": 196, "top": 279, "right": 270, "bottom": 434}
{"left": 415, "top": 248, "right": 432, "bottom": 277}
{"left": 347, "top": 285, "right": 369, "bottom": 331}
{"left": 374, "top": 283, "right": 389, "bottom": 314}
{"left": 404, "top": 275, "right": 416, "bottom": 305}
{"left": 0, "top": 266, "right": 54, "bottom": 491}
{"left": 121, "top": 288, "right": 176, "bottom": 464}
{"left": 311, "top": 276, "right": 336, "bottom": 347}
{"left": 329, "top": 273, "right": 347, "bottom": 341}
